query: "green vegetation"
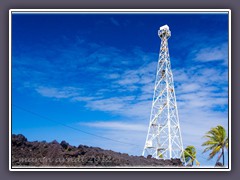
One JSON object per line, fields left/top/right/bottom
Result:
{"left": 202, "top": 125, "right": 228, "bottom": 166}
{"left": 183, "top": 146, "right": 200, "bottom": 166}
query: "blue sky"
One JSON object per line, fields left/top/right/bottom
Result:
{"left": 12, "top": 12, "right": 229, "bottom": 167}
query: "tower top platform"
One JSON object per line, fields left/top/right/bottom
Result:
{"left": 160, "top": 25, "right": 169, "bottom": 30}
{"left": 158, "top": 24, "right": 171, "bottom": 39}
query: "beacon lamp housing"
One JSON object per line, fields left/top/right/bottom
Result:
{"left": 158, "top": 25, "right": 171, "bottom": 39}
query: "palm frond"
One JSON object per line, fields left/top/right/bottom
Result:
{"left": 202, "top": 140, "right": 218, "bottom": 146}
{"left": 202, "top": 125, "right": 228, "bottom": 162}
{"left": 225, "top": 137, "right": 228, "bottom": 149}
{"left": 208, "top": 145, "right": 221, "bottom": 159}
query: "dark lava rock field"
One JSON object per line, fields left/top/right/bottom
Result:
{"left": 12, "top": 134, "right": 183, "bottom": 167}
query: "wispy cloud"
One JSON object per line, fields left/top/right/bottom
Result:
{"left": 110, "top": 17, "right": 120, "bottom": 26}
{"left": 171, "top": 61, "right": 228, "bottom": 154}
{"left": 11, "top": 13, "right": 230, "bottom": 168}
{"left": 84, "top": 96, "right": 152, "bottom": 120}
{"left": 80, "top": 121, "right": 146, "bottom": 132}
{"left": 192, "top": 43, "right": 228, "bottom": 64}
{"left": 13, "top": 31, "right": 228, "bottom": 160}
{"left": 13, "top": 37, "right": 157, "bottom": 95}
{"left": 36, "top": 86, "right": 81, "bottom": 99}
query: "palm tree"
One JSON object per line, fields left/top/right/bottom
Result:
{"left": 202, "top": 125, "right": 228, "bottom": 166}
{"left": 183, "top": 146, "right": 200, "bottom": 166}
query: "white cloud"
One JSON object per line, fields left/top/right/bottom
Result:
{"left": 193, "top": 43, "right": 228, "bottom": 64}
{"left": 178, "top": 83, "right": 201, "bottom": 93}
{"left": 36, "top": 86, "right": 80, "bottom": 99}
{"left": 72, "top": 96, "right": 95, "bottom": 102}
{"left": 30, "top": 39, "right": 228, "bottom": 160}
{"left": 105, "top": 73, "right": 120, "bottom": 79}
{"left": 180, "top": 108, "right": 228, "bottom": 149}
{"left": 33, "top": 57, "right": 228, "bottom": 161}
{"left": 34, "top": 57, "right": 228, "bottom": 156}
{"left": 171, "top": 62, "right": 229, "bottom": 156}
{"left": 117, "top": 76, "right": 140, "bottom": 85}
{"left": 86, "top": 97, "right": 128, "bottom": 112}
{"left": 80, "top": 121, "right": 146, "bottom": 132}
{"left": 84, "top": 96, "right": 152, "bottom": 120}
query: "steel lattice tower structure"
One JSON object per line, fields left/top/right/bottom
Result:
{"left": 142, "top": 25, "right": 184, "bottom": 161}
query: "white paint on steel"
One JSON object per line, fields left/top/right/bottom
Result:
{"left": 143, "top": 25, "right": 185, "bottom": 163}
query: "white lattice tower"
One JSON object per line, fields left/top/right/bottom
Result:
{"left": 142, "top": 25, "right": 184, "bottom": 161}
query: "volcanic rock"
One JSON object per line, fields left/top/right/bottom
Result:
{"left": 12, "top": 134, "right": 183, "bottom": 167}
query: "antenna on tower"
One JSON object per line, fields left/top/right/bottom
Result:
{"left": 142, "top": 25, "right": 185, "bottom": 163}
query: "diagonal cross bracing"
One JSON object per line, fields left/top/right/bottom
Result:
{"left": 142, "top": 25, "right": 185, "bottom": 162}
